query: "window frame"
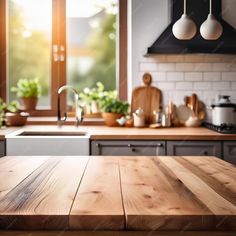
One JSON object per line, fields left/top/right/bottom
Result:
{"left": 0, "top": 0, "right": 127, "bottom": 116}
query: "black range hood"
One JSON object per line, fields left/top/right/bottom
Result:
{"left": 147, "top": 0, "right": 236, "bottom": 54}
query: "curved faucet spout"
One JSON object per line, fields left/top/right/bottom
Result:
{"left": 57, "top": 85, "right": 83, "bottom": 126}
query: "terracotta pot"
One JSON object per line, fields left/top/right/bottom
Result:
{"left": 5, "top": 112, "right": 29, "bottom": 126}
{"left": 21, "top": 97, "right": 38, "bottom": 110}
{"left": 102, "top": 112, "right": 123, "bottom": 127}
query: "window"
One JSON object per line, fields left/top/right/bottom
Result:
{"left": 0, "top": 0, "right": 127, "bottom": 116}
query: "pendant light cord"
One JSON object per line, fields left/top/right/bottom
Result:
{"left": 209, "top": 0, "right": 212, "bottom": 14}
{"left": 184, "top": 0, "right": 187, "bottom": 14}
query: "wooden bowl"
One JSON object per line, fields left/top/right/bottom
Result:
{"left": 5, "top": 112, "right": 29, "bottom": 126}
{"left": 102, "top": 112, "right": 123, "bottom": 127}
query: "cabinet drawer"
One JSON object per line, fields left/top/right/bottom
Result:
{"left": 167, "top": 141, "right": 222, "bottom": 158}
{"left": 91, "top": 140, "right": 166, "bottom": 156}
{"left": 0, "top": 141, "right": 5, "bottom": 157}
{"left": 223, "top": 142, "right": 236, "bottom": 165}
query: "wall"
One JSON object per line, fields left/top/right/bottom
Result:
{"left": 129, "top": 0, "right": 236, "bottom": 107}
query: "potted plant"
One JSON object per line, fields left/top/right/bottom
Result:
{"left": 79, "top": 82, "right": 105, "bottom": 116}
{"left": 100, "top": 96, "right": 129, "bottom": 127}
{"left": 0, "top": 99, "right": 29, "bottom": 127}
{"left": 11, "top": 78, "right": 41, "bottom": 110}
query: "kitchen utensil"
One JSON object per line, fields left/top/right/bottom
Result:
{"left": 161, "top": 113, "right": 171, "bottom": 127}
{"left": 211, "top": 95, "right": 236, "bottom": 126}
{"left": 133, "top": 107, "right": 145, "bottom": 127}
{"left": 149, "top": 123, "right": 162, "bottom": 129}
{"left": 131, "top": 73, "right": 162, "bottom": 124}
{"left": 185, "top": 116, "right": 202, "bottom": 127}
{"left": 176, "top": 105, "right": 192, "bottom": 125}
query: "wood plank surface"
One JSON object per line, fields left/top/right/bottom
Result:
{"left": 0, "top": 157, "right": 89, "bottom": 230}
{"left": 0, "top": 156, "right": 235, "bottom": 232}
{"left": 119, "top": 157, "right": 213, "bottom": 230}
{"left": 70, "top": 157, "right": 124, "bottom": 230}
{"left": 0, "top": 156, "right": 48, "bottom": 198}
{"left": 159, "top": 156, "right": 236, "bottom": 230}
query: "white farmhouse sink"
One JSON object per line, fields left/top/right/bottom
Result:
{"left": 6, "top": 130, "right": 90, "bottom": 156}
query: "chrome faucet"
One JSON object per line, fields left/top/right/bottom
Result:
{"left": 57, "top": 85, "right": 83, "bottom": 126}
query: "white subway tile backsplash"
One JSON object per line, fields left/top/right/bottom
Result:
{"left": 139, "top": 63, "right": 175, "bottom": 72}
{"left": 212, "top": 82, "right": 231, "bottom": 90}
{"left": 167, "top": 72, "right": 184, "bottom": 81}
{"left": 194, "top": 82, "right": 211, "bottom": 90}
{"left": 151, "top": 72, "right": 166, "bottom": 81}
{"left": 176, "top": 63, "right": 194, "bottom": 71}
{"left": 138, "top": 61, "right": 236, "bottom": 106}
{"left": 176, "top": 82, "right": 193, "bottom": 90}
{"left": 203, "top": 72, "right": 221, "bottom": 81}
{"left": 212, "top": 63, "right": 231, "bottom": 71}
{"left": 232, "top": 82, "right": 236, "bottom": 89}
{"left": 194, "top": 63, "right": 212, "bottom": 71}
{"left": 176, "top": 63, "right": 211, "bottom": 72}
{"left": 156, "top": 82, "right": 175, "bottom": 90}
{"left": 185, "top": 72, "right": 202, "bottom": 81}
{"left": 139, "top": 63, "right": 158, "bottom": 72}
{"left": 222, "top": 72, "right": 236, "bottom": 81}
{"left": 157, "top": 63, "right": 176, "bottom": 72}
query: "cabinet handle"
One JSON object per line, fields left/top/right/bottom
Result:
{"left": 96, "top": 143, "right": 100, "bottom": 147}
{"left": 204, "top": 151, "right": 208, "bottom": 156}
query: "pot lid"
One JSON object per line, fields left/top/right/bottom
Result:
{"left": 212, "top": 103, "right": 236, "bottom": 108}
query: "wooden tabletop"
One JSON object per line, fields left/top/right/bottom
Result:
{"left": 0, "top": 156, "right": 235, "bottom": 232}
{"left": 2, "top": 125, "right": 236, "bottom": 140}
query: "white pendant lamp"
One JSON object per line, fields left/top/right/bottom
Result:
{"left": 200, "top": 0, "right": 223, "bottom": 40}
{"left": 172, "top": 0, "right": 197, "bottom": 40}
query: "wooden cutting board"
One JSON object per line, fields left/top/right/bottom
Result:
{"left": 131, "top": 73, "right": 162, "bottom": 124}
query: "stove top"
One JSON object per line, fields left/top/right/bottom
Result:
{"left": 204, "top": 123, "right": 236, "bottom": 134}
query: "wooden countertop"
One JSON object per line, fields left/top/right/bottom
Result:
{"left": 0, "top": 156, "right": 235, "bottom": 232}
{"left": 1, "top": 125, "right": 236, "bottom": 140}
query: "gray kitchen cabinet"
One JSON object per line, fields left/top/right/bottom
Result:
{"left": 91, "top": 140, "right": 166, "bottom": 156}
{"left": 167, "top": 141, "right": 222, "bottom": 158}
{"left": 223, "top": 142, "right": 236, "bottom": 165}
{"left": 0, "top": 141, "right": 5, "bottom": 157}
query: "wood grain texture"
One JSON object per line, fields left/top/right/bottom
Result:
{"left": 0, "top": 157, "right": 89, "bottom": 230}
{"left": 119, "top": 157, "right": 214, "bottom": 230}
{"left": 0, "top": 156, "right": 235, "bottom": 232}
{"left": 70, "top": 157, "right": 124, "bottom": 230}
{"left": 0, "top": 156, "right": 48, "bottom": 198}
{"left": 159, "top": 156, "right": 236, "bottom": 230}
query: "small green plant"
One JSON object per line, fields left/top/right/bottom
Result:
{"left": 11, "top": 78, "right": 41, "bottom": 98}
{"left": 0, "top": 99, "right": 20, "bottom": 128}
{"left": 100, "top": 97, "right": 129, "bottom": 115}
{"left": 79, "top": 82, "right": 105, "bottom": 104}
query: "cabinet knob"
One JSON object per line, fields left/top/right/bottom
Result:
{"left": 96, "top": 143, "right": 100, "bottom": 147}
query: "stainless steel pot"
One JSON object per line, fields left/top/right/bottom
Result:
{"left": 211, "top": 96, "right": 236, "bottom": 126}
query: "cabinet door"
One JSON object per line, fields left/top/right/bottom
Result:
{"left": 167, "top": 141, "right": 222, "bottom": 158}
{"left": 223, "top": 142, "right": 236, "bottom": 165}
{"left": 91, "top": 140, "right": 166, "bottom": 156}
{"left": 0, "top": 141, "right": 5, "bottom": 157}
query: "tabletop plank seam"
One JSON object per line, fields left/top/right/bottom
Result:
{"left": 68, "top": 156, "right": 91, "bottom": 216}
{"left": 118, "top": 158, "right": 127, "bottom": 230}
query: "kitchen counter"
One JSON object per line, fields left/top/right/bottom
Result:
{"left": 0, "top": 155, "right": 235, "bottom": 235}
{"left": 1, "top": 125, "right": 236, "bottom": 141}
